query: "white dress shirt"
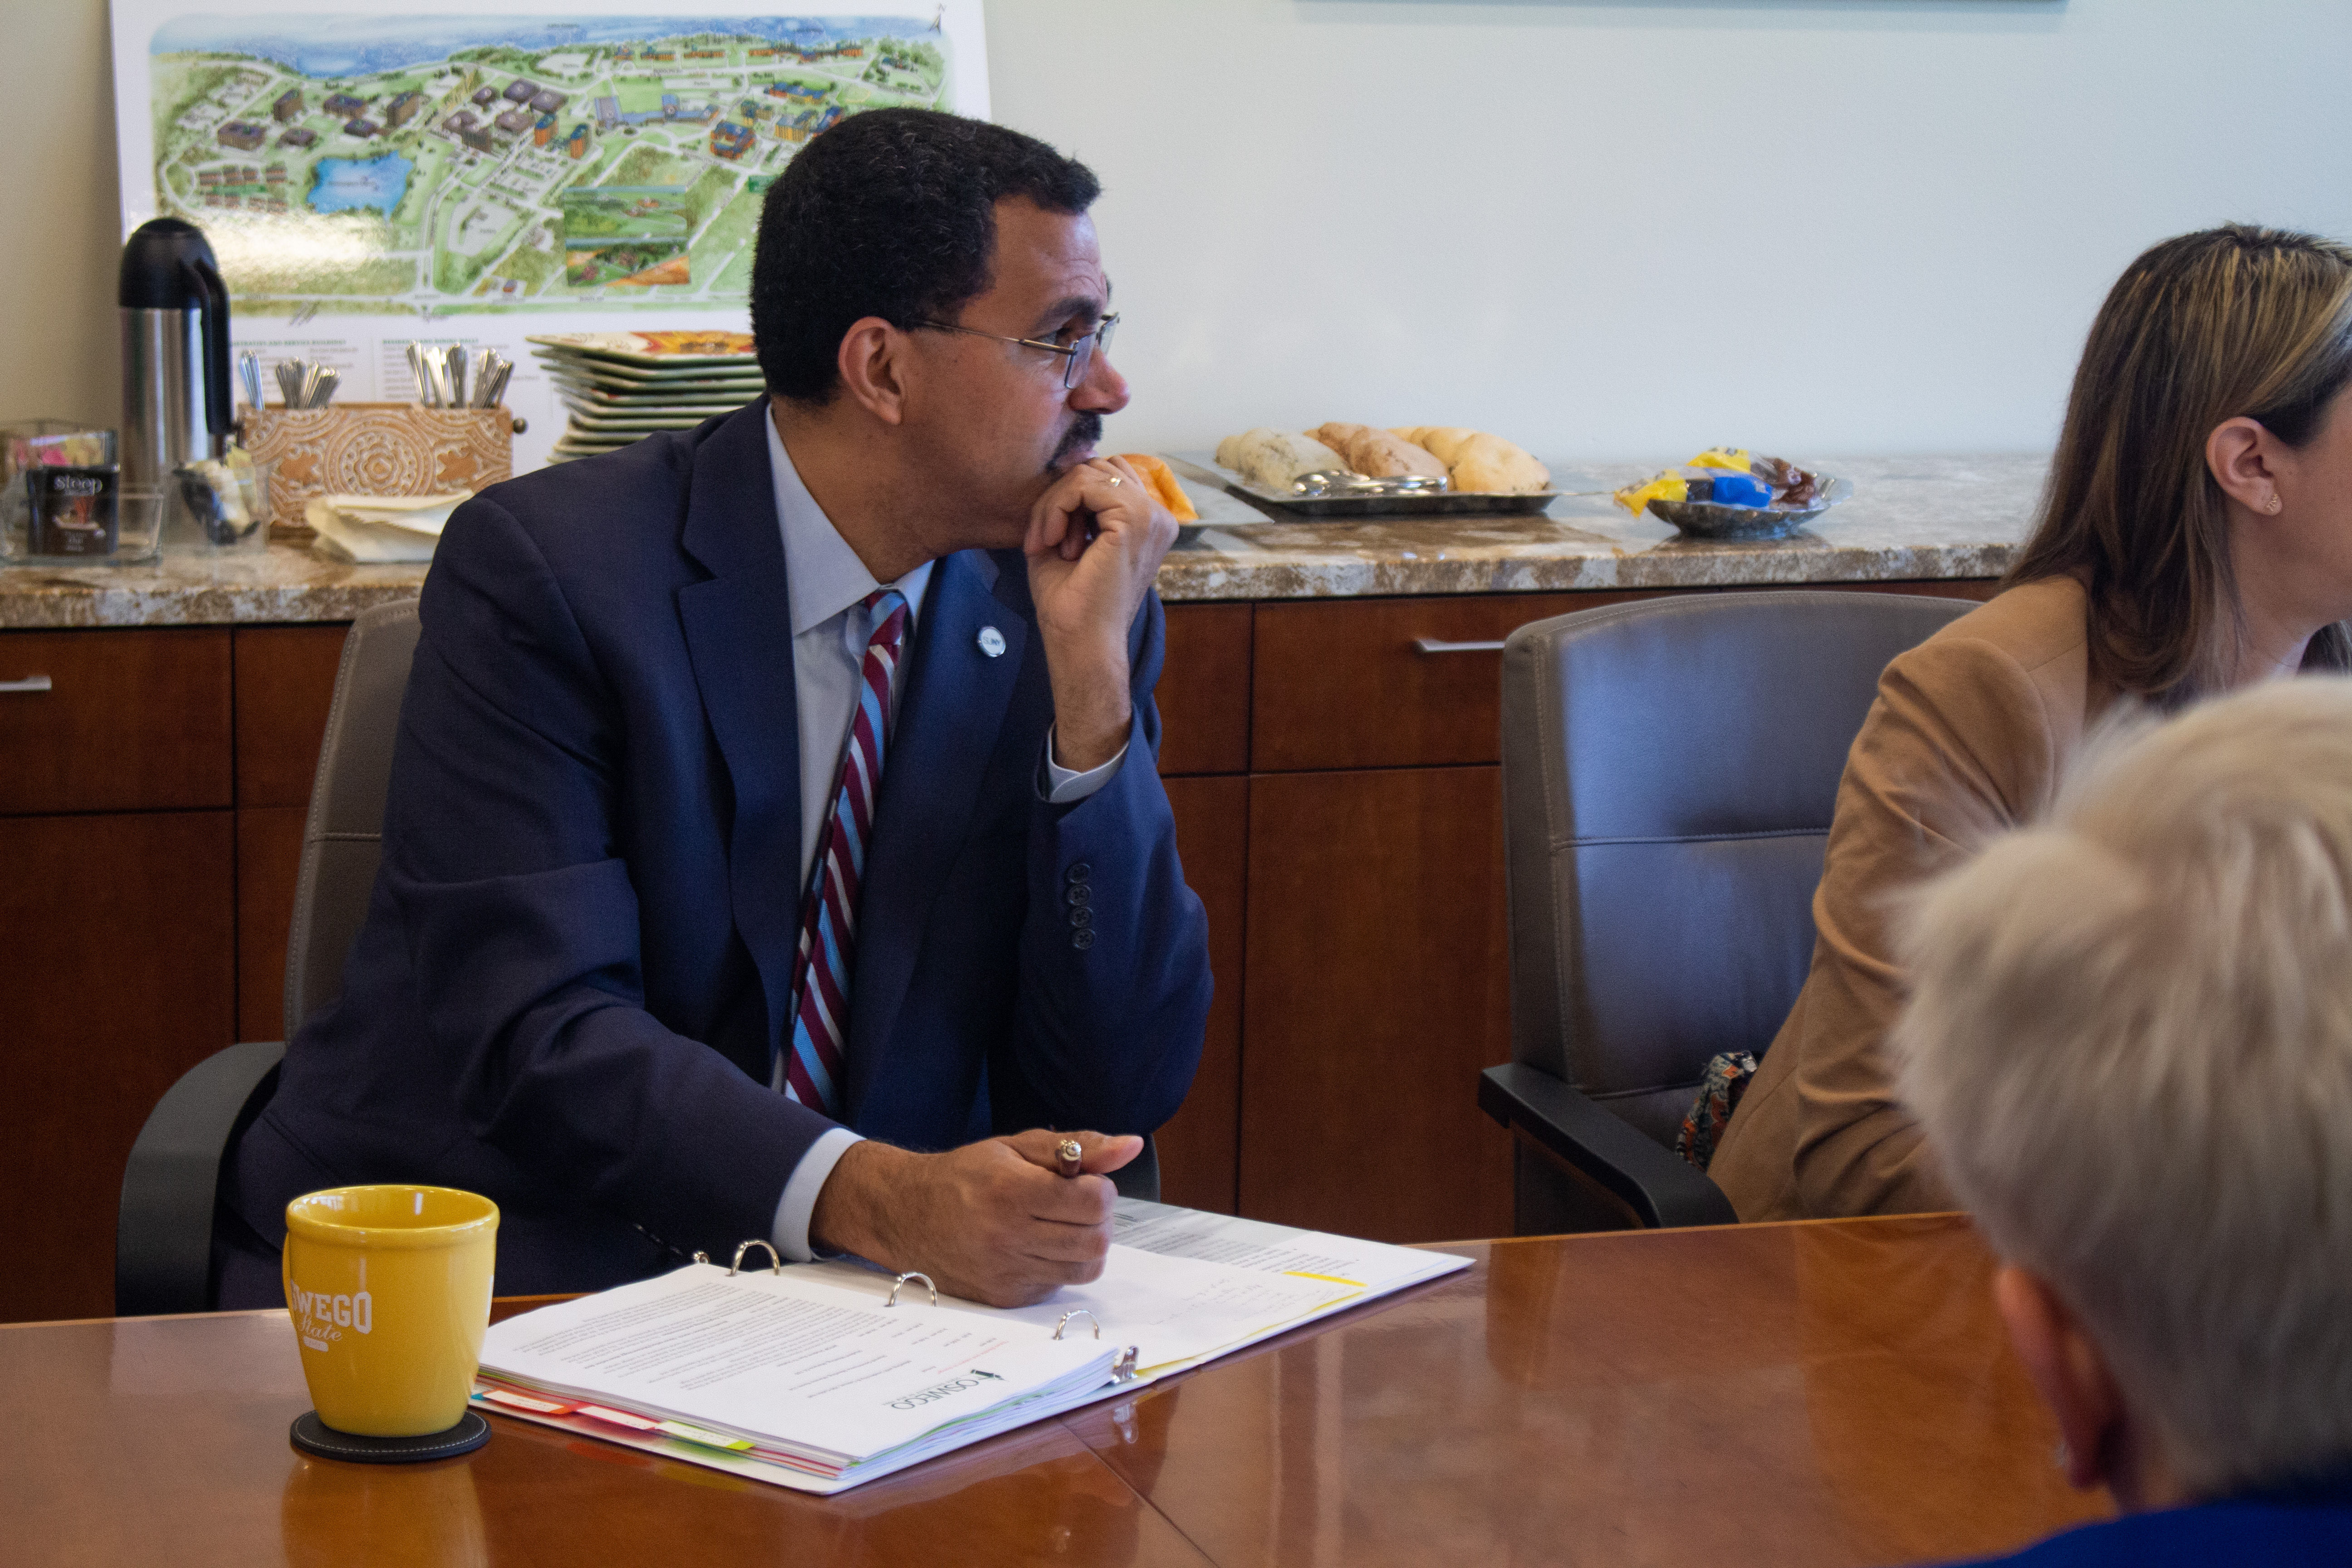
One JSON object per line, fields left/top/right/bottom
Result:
{"left": 763, "top": 412, "right": 1124, "bottom": 1259}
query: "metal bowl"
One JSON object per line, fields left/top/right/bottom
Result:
{"left": 1648, "top": 471, "right": 1851, "bottom": 539}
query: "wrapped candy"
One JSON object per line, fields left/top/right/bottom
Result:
{"left": 1615, "top": 449, "right": 1825, "bottom": 519}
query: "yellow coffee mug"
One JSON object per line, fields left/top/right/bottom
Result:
{"left": 282, "top": 1185, "right": 499, "bottom": 1437}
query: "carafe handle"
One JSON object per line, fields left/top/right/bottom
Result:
{"left": 187, "top": 257, "right": 234, "bottom": 442}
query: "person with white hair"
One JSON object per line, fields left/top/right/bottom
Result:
{"left": 1891, "top": 679, "right": 2352, "bottom": 1564}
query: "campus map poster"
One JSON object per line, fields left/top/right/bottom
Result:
{"left": 110, "top": 3, "right": 990, "bottom": 470}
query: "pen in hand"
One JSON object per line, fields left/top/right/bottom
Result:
{"left": 1055, "top": 1137, "right": 1083, "bottom": 1179}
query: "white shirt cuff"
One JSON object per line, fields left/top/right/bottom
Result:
{"left": 1043, "top": 725, "right": 1128, "bottom": 803}
{"left": 769, "top": 1126, "right": 866, "bottom": 1263}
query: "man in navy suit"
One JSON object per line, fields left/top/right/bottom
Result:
{"left": 221, "top": 110, "right": 1212, "bottom": 1309}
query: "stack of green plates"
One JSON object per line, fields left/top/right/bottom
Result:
{"left": 527, "top": 332, "right": 765, "bottom": 462}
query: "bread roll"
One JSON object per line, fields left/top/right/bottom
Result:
{"left": 1391, "top": 426, "right": 1480, "bottom": 466}
{"left": 1446, "top": 433, "right": 1550, "bottom": 495}
{"left": 1310, "top": 422, "right": 1447, "bottom": 480}
{"left": 1215, "top": 428, "right": 1348, "bottom": 490}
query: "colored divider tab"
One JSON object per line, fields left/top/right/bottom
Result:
{"left": 479, "top": 1387, "right": 574, "bottom": 1415}
{"left": 576, "top": 1403, "right": 663, "bottom": 1431}
{"left": 657, "top": 1420, "right": 755, "bottom": 1452}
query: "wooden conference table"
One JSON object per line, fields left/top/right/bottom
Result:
{"left": 3, "top": 1214, "right": 2103, "bottom": 1568}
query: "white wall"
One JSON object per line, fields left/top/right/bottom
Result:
{"left": 10, "top": 0, "right": 2351, "bottom": 461}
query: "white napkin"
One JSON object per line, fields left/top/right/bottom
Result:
{"left": 307, "top": 491, "right": 471, "bottom": 563}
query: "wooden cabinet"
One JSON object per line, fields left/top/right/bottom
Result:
{"left": 0, "top": 628, "right": 232, "bottom": 813}
{"left": 1152, "top": 776, "right": 1246, "bottom": 1213}
{"left": 0, "top": 624, "right": 346, "bottom": 1323}
{"left": 1240, "top": 766, "right": 1514, "bottom": 1241}
{"left": 0, "top": 625, "right": 240, "bottom": 1323}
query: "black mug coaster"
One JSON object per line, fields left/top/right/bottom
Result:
{"left": 289, "top": 1408, "right": 490, "bottom": 1464}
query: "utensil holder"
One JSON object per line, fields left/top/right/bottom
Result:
{"left": 242, "top": 403, "right": 517, "bottom": 543}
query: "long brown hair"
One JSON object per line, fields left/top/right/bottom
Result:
{"left": 2007, "top": 225, "right": 2352, "bottom": 700}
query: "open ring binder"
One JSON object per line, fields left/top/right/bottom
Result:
{"left": 729, "top": 1240, "right": 783, "bottom": 1276}
{"left": 1052, "top": 1309, "right": 1100, "bottom": 1340}
{"left": 887, "top": 1271, "right": 938, "bottom": 1307}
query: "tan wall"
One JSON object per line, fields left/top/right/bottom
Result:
{"left": 10, "top": 1, "right": 2352, "bottom": 459}
{"left": 0, "top": 0, "right": 123, "bottom": 431}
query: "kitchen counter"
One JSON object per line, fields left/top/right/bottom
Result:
{"left": 0, "top": 454, "right": 2042, "bottom": 627}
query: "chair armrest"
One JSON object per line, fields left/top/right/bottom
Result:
{"left": 1478, "top": 1063, "right": 1738, "bottom": 1230}
{"left": 116, "top": 1040, "right": 286, "bottom": 1317}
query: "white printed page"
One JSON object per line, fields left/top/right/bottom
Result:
{"left": 480, "top": 1265, "right": 1105, "bottom": 1463}
{"left": 807, "top": 1245, "right": 1364, "bottom": 1377}
{"left": 1109, "top": 1199, "right": 1471, "bottom": 1293}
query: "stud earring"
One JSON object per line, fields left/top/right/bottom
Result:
{"left": 2267, "top": 494, "right": 2285, "bottom": 515}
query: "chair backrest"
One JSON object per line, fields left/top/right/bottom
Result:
{"left": 283, "top": 599, "right": 421, "bottom": 1037}
{"left": 1499, "top": 590, "right": 1975, "bottom": 1148}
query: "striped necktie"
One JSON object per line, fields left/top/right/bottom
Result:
{"left": 776, "top": 587, "right": 909, "bottom": 1118}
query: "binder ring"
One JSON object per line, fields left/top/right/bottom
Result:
{"left": 887, "top": 1271, "right": 938, "bottom": 1307}
{"left": 729, "top": 1240, "right": 783, "bottom": 1276}
{"left": 1112, "top": 1346, "right": 1140, "bottom": 1384}
{"left": 1052, "top": 1309, "right": 1101, "bottom": 1341}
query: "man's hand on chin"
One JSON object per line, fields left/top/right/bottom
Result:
{"left": 1024, "top": 455, "right": 1180, "bottom": 771}
{"left": 808, "top": 1130, "right": 1143, "bottom": 1307}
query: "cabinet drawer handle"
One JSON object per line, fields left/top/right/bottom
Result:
{"left": 1411, "top": 638, "right": 1506, "bottom": 655}
{"left": 0, "top": 675, "right": 53, "bottom": 693}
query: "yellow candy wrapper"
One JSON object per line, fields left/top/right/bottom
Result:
{"left": 1613, "top": 472, "right": 1689, "bottom": 516}
{"left": 1687, "top": 447, "right": 1754, "bottom": 473}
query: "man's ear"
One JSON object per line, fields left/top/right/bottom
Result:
{"left": 1993, "top": 1264, "right": 2127, "bottom": 1495}
{"left": 2206, "top": 414, "right": 2282, "bottom": 516}
{"left": 836, "top": 316, "right": 909, "bottom": 426}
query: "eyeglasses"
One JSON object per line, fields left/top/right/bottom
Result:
{"left": 910, "top": 313, "right": 1119, "bottom": 390}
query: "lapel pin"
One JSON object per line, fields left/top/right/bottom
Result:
{"left": 977, "top": 626, "right": 1007, "bottom": 658}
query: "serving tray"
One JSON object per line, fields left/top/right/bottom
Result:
{"left": 1164, "top": 452, "right": 1559, "bottom": 519}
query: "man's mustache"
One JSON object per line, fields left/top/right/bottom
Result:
{"left": 1050, "top": 413, "right": 1104, "bottom": 470}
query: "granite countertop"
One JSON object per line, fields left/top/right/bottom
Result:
{"left": 0, "top": 454, "right": 2044, "bottom": 628}
{"left": 1157, "top": 453, "right": 2043, "bottom": 600}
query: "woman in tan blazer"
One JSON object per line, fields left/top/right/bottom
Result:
{"left": 1710, "top": 225, "right": 2352, "bottom": 1221}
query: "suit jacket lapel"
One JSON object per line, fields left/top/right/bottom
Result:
{"left": 847, "top": 549, "right": 1027, "bottom": 1106}
{"left": 673, "top": 402, "right": 803, "bottom": 1056}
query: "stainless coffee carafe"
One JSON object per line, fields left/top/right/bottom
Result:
{"left": 119, "top": 217, "right": 233, "bottom": 494}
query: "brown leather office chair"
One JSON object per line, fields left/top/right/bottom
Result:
{"left": 116, "top": 600, "right": 422, "bottom": 1315}
{"left": 1477, "top": 589, "right": 1974, "bottom": 1233}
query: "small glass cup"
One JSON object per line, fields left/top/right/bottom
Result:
{"left": 164, "top": 454, "right": 273, "bottom": 554}
{"left": 0, "top": 469, "right": 162, "bottom": 566}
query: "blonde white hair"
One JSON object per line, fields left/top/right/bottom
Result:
{"left": 1891, "top": 677, "right": 2352, "bottom": 1496}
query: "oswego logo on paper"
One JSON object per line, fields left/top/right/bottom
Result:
{"left": 289, "top": 1283, "right": 372, "bottom": 1351}
{"left": 887, "top": 1368, "right": 1001, "bottom": 1411}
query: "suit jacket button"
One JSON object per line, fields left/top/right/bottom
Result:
{"left": 1065, "top": 861, "right": 1091, "bottom": 884}
{"left": 1070, "top": 906, "right": 1093, "bottom": 928}
{"left": 1065, "top": 882, "right": 1092, "bottom": 906}
{"left": 1072, "top": 929, "right": 1095, "bottom": 951}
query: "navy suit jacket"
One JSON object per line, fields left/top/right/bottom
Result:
{"left": 1947, "top": 1486, "right": 2352, "bottom": 1566}
{"left": 228, "top": 400, "right": 1212, "bottom": 1293}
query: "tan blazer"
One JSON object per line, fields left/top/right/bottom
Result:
{"left": 1710, "top": 577, "right": 2115, "bottom": 1221}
